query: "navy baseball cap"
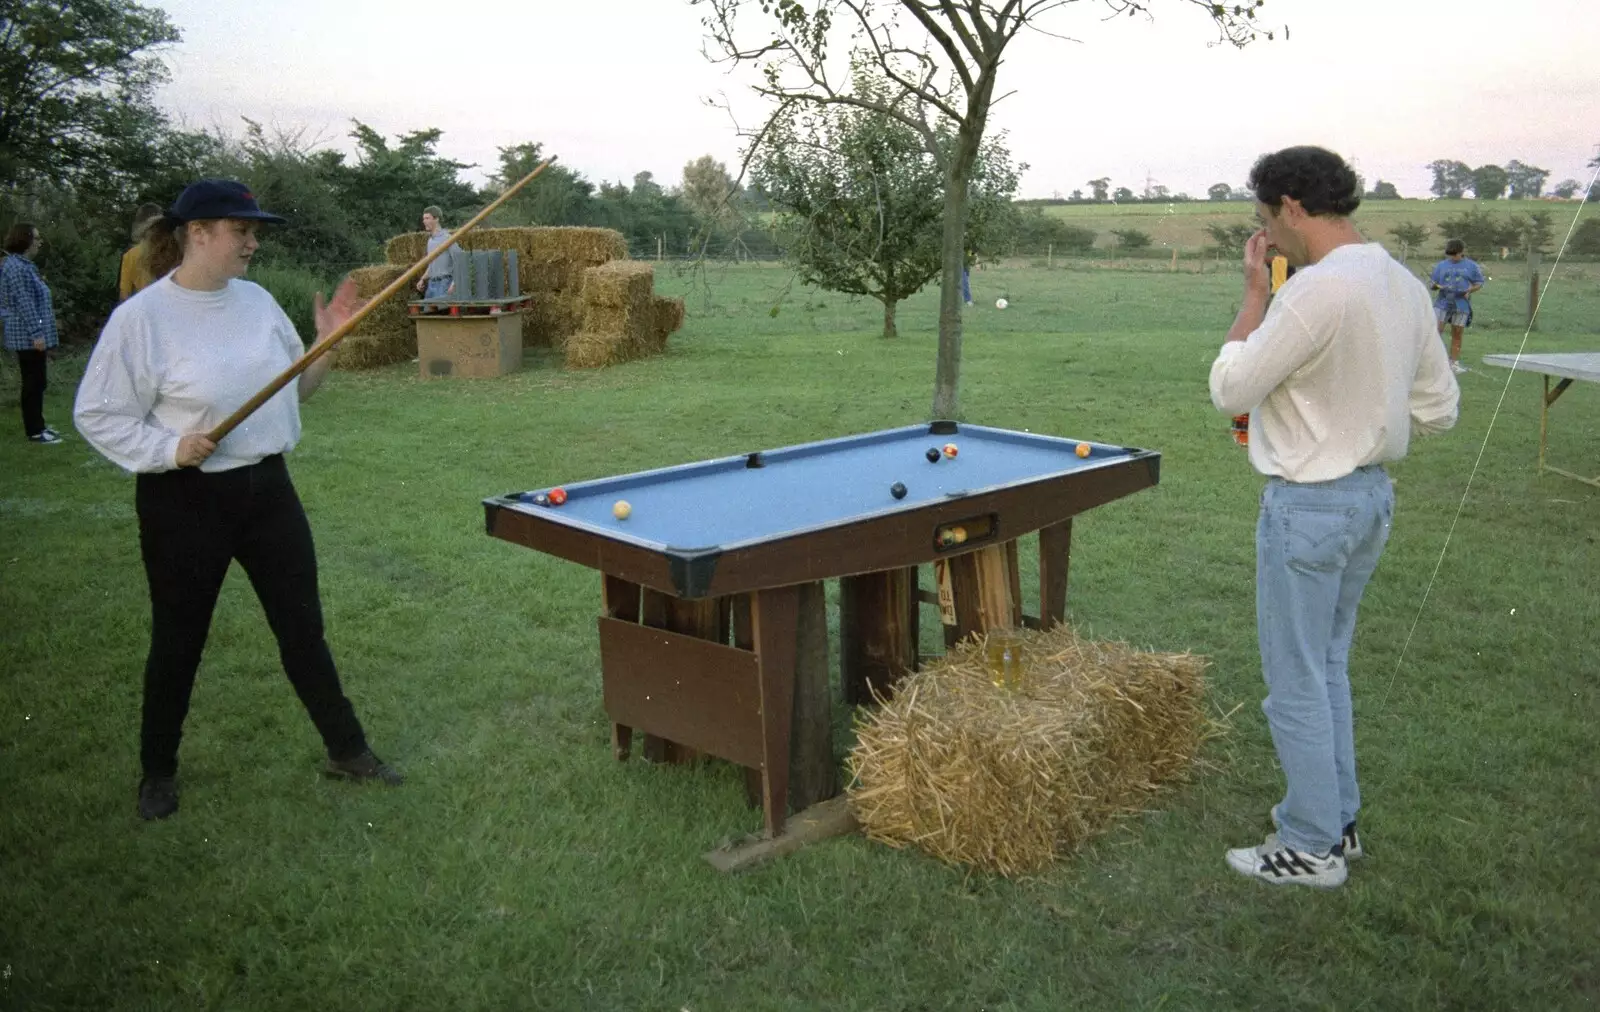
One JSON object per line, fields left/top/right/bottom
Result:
{"left": 167, "top": 179, "right": 287, "bottom": 224}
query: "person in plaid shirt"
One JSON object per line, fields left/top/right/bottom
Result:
{"left": 1, "top": 223, "right": 62, "bottom": 443}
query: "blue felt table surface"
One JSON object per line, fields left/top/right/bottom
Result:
{"left": 494, "top": 424, "right": 1142, "bottom": 551}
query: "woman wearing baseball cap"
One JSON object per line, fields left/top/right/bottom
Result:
{"left": 74, "top": 179, "right": 402, "bottom": 820}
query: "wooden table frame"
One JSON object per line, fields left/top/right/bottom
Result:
{"left": 484, "top": 432, "right": 1160, "bottom": 836}
{"left": 581, "top": 520, "right": 1079, "bottom": 838}
{"left": 1482, "top": 352, "right": 1600, "bottom": 489}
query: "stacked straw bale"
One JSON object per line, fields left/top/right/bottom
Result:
{"left": 383, "top": 226, "right": 625, "bottom": 349}
{"left": 846, "top": 623, "right": 1209, "bottom": 877}
{"left": 335, "top": 265, "right": 414, "bottom": 370}
{"left": 565, "top": 261, "right": 685, "bottom": 368}
{"left": 338, "top": 226, "right": 678, "bottom": 371}
{"left": 648, "top": 296, "right": 686, "bottom": 353}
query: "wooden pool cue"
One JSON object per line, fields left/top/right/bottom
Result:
{"left": 205, "top": 157, "right": 556, "bottom": 443}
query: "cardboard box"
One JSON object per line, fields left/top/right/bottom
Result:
{"left": 414, "top": 311, "right": 524, "bottom": 379}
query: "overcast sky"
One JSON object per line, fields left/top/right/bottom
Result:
{"left": 154, "top": 0, "right": 1599, "bottom": 201}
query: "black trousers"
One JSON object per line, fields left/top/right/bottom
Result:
{"left": 135, "top": 455, "right": 367, "bottom": 777}
{"left": 15, "top": 349, "right": 47, "bottom": 437}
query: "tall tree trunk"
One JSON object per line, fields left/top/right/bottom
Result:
{"left": 932, "top": 130, "right": 981, "bottom": 420}
{"left": 882, "top": 297, "right": 898, "bottom": 338}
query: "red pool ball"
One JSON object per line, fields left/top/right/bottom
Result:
{"left": 548, "top": 487, "right": 568, "bottom": 506}
{"left": 942, "top": 443, "right": 958, "bottom": 459}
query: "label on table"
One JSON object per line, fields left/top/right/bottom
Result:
{"left": 933, "top": 559, "right": 958, "bottom": 626}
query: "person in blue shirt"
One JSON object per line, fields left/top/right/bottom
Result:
{"left": 0, "top": 223, "right": 62, "bottom": 443}
{"left": 413, "top": 206, "right": 457, "bottom": 301}
{"left": 1429, "top": 239, "right": 1485, "bottom": 374}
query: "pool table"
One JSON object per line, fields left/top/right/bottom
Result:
{"left": 483, "top": 421, "right": 1160, "bottom": 836}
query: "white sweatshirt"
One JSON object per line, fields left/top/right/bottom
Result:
{"left": 75, "top": 275, "right": 306, "bottom": 473}
{"left": 1209, "top": 242, "right": 1460, "bottom": 483}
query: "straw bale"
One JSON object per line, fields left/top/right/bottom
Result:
{"left": 346, "top": 264, "right": 408, "bottom": 304}
{"left": 563, "top": 330, "right": 629, "bottom": 370}
{"left": 335, "top": 265, "right": 414, "bottom": 370}
{"left": 505, "top": 226, "right": 627, "bottom": 267}
{"left": 387, "top": 226, "right": 623, "bottom": 270}
{"left": 335, "top": 332, "right": 413, "bottom": 370}
{"left": 845, "top": 623, "right": 1210, "bottom": 877}
{"left": 526, "top": 295, "right": 585, "bottom": 350}
{"left": 648, "top": 296, "right": 685, "bottom": 352}
{"left": 584, "top": 260, "right": 654, "bottom": 306}
{"left": 383, "top": 226, "right": 626, "bottom": 348}
{"left": 581, "top": 261, "right": 656, "bottom": 357}
{"left": 384, "top": 233, "right": 428, "bottom": 266}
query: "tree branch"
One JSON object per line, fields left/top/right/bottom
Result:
{"left": 898, "top": 2, "right": 977, "bottom": 91}
{"left": 838, "top": 2, "right": 965, "bottom": 122}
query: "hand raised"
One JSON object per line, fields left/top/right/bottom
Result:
{"left": 1242, "top": 230, "right": 1272, "bottom": 295}
{"left": 314, "top": 277, "right": 368, "bottom": 339}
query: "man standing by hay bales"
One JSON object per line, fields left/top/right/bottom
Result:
{"left": 1209, "top": 146, "right": 1459, "bottom": 888}
{"left": 414, "top": 206, "right": 456, "bottom": 301}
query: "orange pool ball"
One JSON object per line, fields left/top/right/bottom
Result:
{"left": 942, "top": 443, "right": 959, "bottom": 459}
{"left": 1075, "top": 442, "right": 1092, "bottom": 458}
{"left": 548, "top": 487, "right": 568, "bottom": 506}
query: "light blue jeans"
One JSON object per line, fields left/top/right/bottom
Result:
{"left": 424, "top": 276, "right": 452, "bottom": 301}
{"left": 1256, "top": 464, "right": 1394, "bottom": 854}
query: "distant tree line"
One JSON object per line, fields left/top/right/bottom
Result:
{"left": 7, "top": 1, "right": 1598, "bottom": 344}
{"left": 1018, "top": 175, "right": 1414, "bottom": 205}
{"left": 0, "top": 0, "right": 782, "bottom": 341}
{"left": 1424, "top": 158, "right": 1598, "bottom": 201}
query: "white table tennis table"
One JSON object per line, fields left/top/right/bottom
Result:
{"left": 1481, "top": 352, "right": 1600, "bottom": 489}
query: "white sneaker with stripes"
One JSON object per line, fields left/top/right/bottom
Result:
{"left": 1226, "top": 834, "right": 1348, "bottom": 888}
{"left": 1340, "top": 821, "right": 1363, "bottom": 862}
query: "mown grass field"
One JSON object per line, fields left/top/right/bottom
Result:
{"left": 1, "top": 257, "right": 1597, "bottom": 1010}
{"left": 1039, "top": 197, "right": 1596, "bottom": 258}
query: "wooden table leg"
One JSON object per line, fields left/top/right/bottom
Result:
{"left": 602, "top": 575, "right": 641, "bottom": 760}
{"left": 734, "top": 597, "right": 763, "bottom": 807}
{"left": 788, "top": 581, "right": 835, "bottom": 811}
{"left": 1004, "top": 540, "right": 1024, "bottom": 627}
{"left": 839, "top": 568, "right": 918, "bottom": 704}
{"left": 1540, "top": 374, "right": 1549, "bottom": 474}
{"left": 941, "top": 544, "right": 1018, "bottom": 647}
{"left": 941, "top": 553, "right": 981, "bottom": 648}
{"left": 1038, "top": 519, "right": 1073, "bottom": 631}
{"left": 738, "top": 584, "right": 835, "bottom": 831}
{"left": 752, "top": 586, "right": 798, "bottom": 837}
{"left": 1537, "top": 377, "right": 1596, "bottom": 487}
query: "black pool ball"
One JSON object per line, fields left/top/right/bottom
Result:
{"left": 926, "top": 447, "right": 941, "bottom": 463}
{"left": 890, "top": 482, "right": 907, "bottom": 499}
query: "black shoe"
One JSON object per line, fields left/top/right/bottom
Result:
{"left": 324, "top": 749, "right": 403, "bottom": 786}
{"left": 137, "top": 776, "right": 179, "bottom": 820}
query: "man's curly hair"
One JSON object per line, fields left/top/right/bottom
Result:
{"left": 1248, "top": 146, "right": 1362, "bottom": 217}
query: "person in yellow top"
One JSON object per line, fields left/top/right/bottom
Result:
{"left": 117, "top": 203, "right": 165, "bottom": 301}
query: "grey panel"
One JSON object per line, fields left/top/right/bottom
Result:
{"left": 487, "top": 249, "right": 504, "bottom": 300}
{"left": 471, "top": 251, "right": 491, "bottom": 300}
